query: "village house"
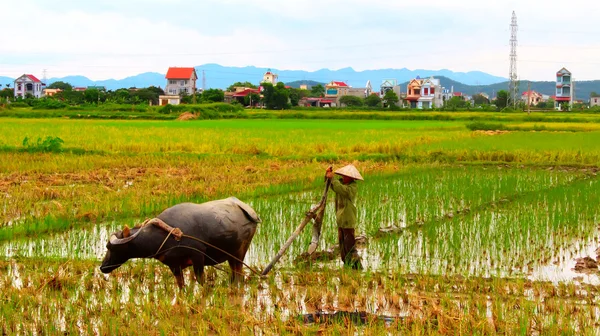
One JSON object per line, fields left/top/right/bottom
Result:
{"left": 380, "top": 79, "right": 401, "bottom": 104}
{"left": 159, "top": 67, "right": 198, "bottom": 106}
{"left": 43, "top": 88, "right": 62, "bottom": 97}
{"left": 555, "top": 67, "right": 572, "bottom": 110}
{"left": 324, "top": 81, "right": 369, "bottom": 106}
{"left": 13, "top": 74, "right": 45, "bottom": 98}
{"left": 404, "top": 76, "right": 444, "bottom": 109}
{"left": 521, "top": 90, "right": 543, "bottom": 106}
{"left": 261, "top": 70, "right": 278, "bottom": 85}
{"left": 591, "top": 96, "right": 600, "bottom": 108}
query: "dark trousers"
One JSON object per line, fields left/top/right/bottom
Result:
{"left": 337, "top": 228, "right": 362, "bottom": 269}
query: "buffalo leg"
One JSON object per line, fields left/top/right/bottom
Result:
{"left": 228, "top": 259, "right": 243, "bottom": 284}
{"left": 169, "top": 265, "right": 185, "bottom": 289}
{"left": 192, "top": 255, "right": 206, "bottom": 285}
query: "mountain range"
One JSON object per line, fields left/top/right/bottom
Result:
{"left": 1, "top": 64, "right": 505, "bottom": 90}
{"left": 1, "top": 64, "right": 599, "bottom": 99}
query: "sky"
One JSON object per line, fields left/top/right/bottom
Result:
{"left": 1, "top": 0, "right": 599, "bottom": 82}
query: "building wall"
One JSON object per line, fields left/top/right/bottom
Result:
{"left": 14, "top": 76, "right": 43, "bottom": 98}
{"left": 591, "top": 97, "right": 600, "bottom": 107}
{"left": 165, "top": 74, "right": 196, "bottom": 96}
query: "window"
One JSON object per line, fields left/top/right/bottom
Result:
{"left": 169, "top": 80, "right": 176, "bottom": 85}
{"left": 423, "top": 88, "right": 429, "bottom": 95}
{"left": 430, "top": 88, "right": 435, "bottom": 94}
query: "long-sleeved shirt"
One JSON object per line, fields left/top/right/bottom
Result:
{"left": 331, "top": 179, "right": 357, "bottom": 229}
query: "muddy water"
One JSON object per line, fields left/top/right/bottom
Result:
{"left": 1, "top": 169, "right": 598, "bottom": 285}
{"left": 529, "top": 228, "right": 600, "bottom": 285}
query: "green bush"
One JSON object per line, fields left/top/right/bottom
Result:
{"left": 22, "top": 136, "right": 64, "bottom": 153}
{"left": 9, "top": 102, "right": 29, "bottom": 108}
{"left": 466, "top": 122, "right": 507, "bottom": 131}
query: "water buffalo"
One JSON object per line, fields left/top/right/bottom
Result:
{"left": 100, "top": 197, "right": 260, "bottom": 288}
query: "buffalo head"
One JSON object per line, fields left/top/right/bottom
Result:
{"left": 100, "top": 225, "right": 142, "bottom": 273}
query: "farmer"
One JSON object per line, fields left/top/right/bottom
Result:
{"left": 326, "top": 164, "right": 363, "bottom": 270}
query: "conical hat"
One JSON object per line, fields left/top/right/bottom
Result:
{"left": 334, "top": 164, "right": 364, "bottom": 181}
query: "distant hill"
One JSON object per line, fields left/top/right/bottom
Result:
{"left": 0, "top": 64, "right": 508, "bottom": 90}
{"left": 285, "top": 80, "right": 325, "bottom": 89}
{"left": 0, "top": 77, "right": 14, "bottom": 87}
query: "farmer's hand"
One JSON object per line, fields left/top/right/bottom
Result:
{"left": 325, "top": 170, "right": 334, "bottom": 179}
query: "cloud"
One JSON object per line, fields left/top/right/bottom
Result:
{"left": 1, "top": 0, "right": 600, "bottom": 81}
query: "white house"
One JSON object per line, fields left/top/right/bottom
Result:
{"left": 165, "top": 67, "right": 197, "bottom": 96}
{"left": 417, "top": 77, "right": 443, "bottom": 109}
{"left": 555, "top": 67, "right": 572, "bottom": 110}
{"left": 14, "top": 74, "right": 45, "bottom": 98}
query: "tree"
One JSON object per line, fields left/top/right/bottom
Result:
{"left": 591, "top": 91, "right": 600, "bottom": 98}
{"left": 243, "top": 93, "right": 260, "bottom": 107}
{"left": 382, "top": 90, "right": 399, "bottom": 108}
{"left": 84, "top": 88, "right": 103, "bottom": 104}
{"left": 0, "top": 88, "right": 13, "bottom": 99}
{"left": 339, "top": 95, "right": 363, "bottom": 107}
{"left": 262, "top": 82, "right": 290, "bottom": 109}
{"left": 364, "top": 94, "right": 381, "bottom": 107}
{"left": 201, "top": 89, "right": 224, "bottom": 103}
{"left": 445, "top": 96, "right": 468, "bottom": 109}
{"left": 547, "top": 98, "right": 555, "bottom": 110}
{"left": 472, "top": 94, "right": 490, "bottom": 105}
{"left": 494, "top": 90, "right": 509, "bottom": 109}
{"left": 227, "top": 82, "right": 257, "bottom": 92}
{"left": 47, "top": 81, "right": 73, "bottom": 91}
{"left": 310, "top": 84, "right": 325, "bottom": 97}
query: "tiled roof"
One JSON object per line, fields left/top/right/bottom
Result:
{"left": 27, "top": 74, "right": 41, "bottom": 83}
{"left": 166, "top": 67, "right": 196, "bottom": 79}
{"left": 331, "top": 81, "right": 349, "bottom": 87}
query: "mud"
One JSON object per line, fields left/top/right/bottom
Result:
{"left": 573, "top": 256, "right": 598, "bottom": 274}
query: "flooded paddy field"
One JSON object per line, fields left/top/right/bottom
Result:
{"left": 3, "top": 117, "right": 600, "bottom": 334}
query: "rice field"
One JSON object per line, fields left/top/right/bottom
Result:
{"left": 3, "top": 116, "right": 600, "bottom": 334}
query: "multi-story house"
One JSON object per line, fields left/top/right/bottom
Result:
{"left": 418, "top": 77, "right": 443, "bottom": 109}
{"left": 380, "top": 79, "right": 401, "bottom": 104}
{"left": 165, "top": 67, "right": 197, "bottom": 96}
{"left": 591, "top": 96, "right": 600, "bottom": 108}
{"left": 555, "top": 67, "right": 572, "bottom": 110}
{"left": 13, "top": 74, "right": 45, "bottom": 98}
{"left": 405, "top": 76, "right": 443, "bottom": 109}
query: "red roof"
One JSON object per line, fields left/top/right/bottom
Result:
{"left": 522, "top": 90, "right": 540, "bottom": 96}
{"left": 320, "top": 100, "right": 333, "bottom": 103}
{"left": 555, "top": 97, "right": 571, "bottom": 101}
{"left": 26, "top": 74, "right": 41, "bottom": 83}
{"left": 453, "top": 92, "right": 463, "bottom": 96}
{"left": 232, "top": 89, "right": 260, "bottom": 97}
{"left": 165, "top": 67, "right": 196, "bottom": 79}
{"left": 331, "top": 81, "right": 349, "bottom": 87}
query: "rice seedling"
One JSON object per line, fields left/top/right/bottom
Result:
{"left": 2, "top": 116, "right": 600, "bottom": 333}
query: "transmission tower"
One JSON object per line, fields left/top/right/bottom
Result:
{"left": 42, "top": 69, "right": 47, "bottom": 84}
{"left": 508, "top": 11, "right": 518, "bottom": 108}
{"left": 202, "top": 70, "right": 206, "bottom": 91}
